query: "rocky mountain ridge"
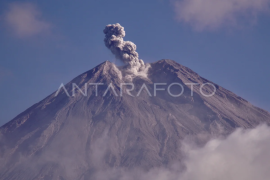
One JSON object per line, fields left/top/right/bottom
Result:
{"left": 0, "top": 59, "right": 270, "bottom": 180}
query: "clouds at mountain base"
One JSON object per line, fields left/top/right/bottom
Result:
{"left": 1, "top": 124, "right": 270, "bottom": 179}
{"left": 92, "top": 124, "right": 270, "bottom": 180}
{"left": 180, "top": 124, "right": 270, "bottom": 180}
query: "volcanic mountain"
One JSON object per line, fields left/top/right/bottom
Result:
{"left": 1, "top": 59, "right": 270, "bottom": 180}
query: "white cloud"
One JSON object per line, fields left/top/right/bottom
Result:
{"left": 180, "top": 124, "right": 270, "bottom": 180}
{"left": 85, "top": 125, "right": 270, "bottom": 180}
{"left": 2, "top": 124, "right": 270, "bottom": 179}
{"left": 173, "top": 0, "right": 270, "bottom": 30}
{"left": 4, "top": 2, "right": 51, "bottom": 37}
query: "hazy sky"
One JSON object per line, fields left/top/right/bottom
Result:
{"left": 0, "top": 0, "right": 270, "bottom": 126}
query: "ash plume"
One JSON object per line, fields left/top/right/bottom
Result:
{"left": 103, "top": 23, "right": 150, "bottom": 79}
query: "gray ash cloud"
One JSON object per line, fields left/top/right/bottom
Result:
{"left": 103, "top": 23, "right": 149, "bottom": 78}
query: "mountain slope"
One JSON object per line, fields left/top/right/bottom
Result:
{"left": 1, "top": 59, "right": 270, "bottom": 180}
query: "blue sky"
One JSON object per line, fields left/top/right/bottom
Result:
{"left": 0, "top": 0, "right": 270, "bottom": 126}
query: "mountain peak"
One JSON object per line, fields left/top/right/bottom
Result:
{"left": 1, "top": 59, "right": 270, "bottom": 179}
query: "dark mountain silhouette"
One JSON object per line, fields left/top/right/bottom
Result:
{"left": 1, "top": 59, "right": 270, "bottom": 180}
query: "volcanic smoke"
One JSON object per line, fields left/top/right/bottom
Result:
{"left": 103, "top": 23, "right": 149, "bottom": 78}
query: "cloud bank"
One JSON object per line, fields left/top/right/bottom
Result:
{"left": 92, "top": 125, "right": 270, "bottom": 180}
{"left": 180, "top": 124, "right": 270, "bottom": 180}
{"left": 173, "top": 0, "right": 270, "bottom": 30}
{"left": 4, "top": 2, "right": 51, "bottom": 37}
{"left": 1, "top": 124, "right": 270, "bottom": 179}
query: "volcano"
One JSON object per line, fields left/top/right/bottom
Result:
{"left": 1, "top": 59, "right": 270, "bottom": 180}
